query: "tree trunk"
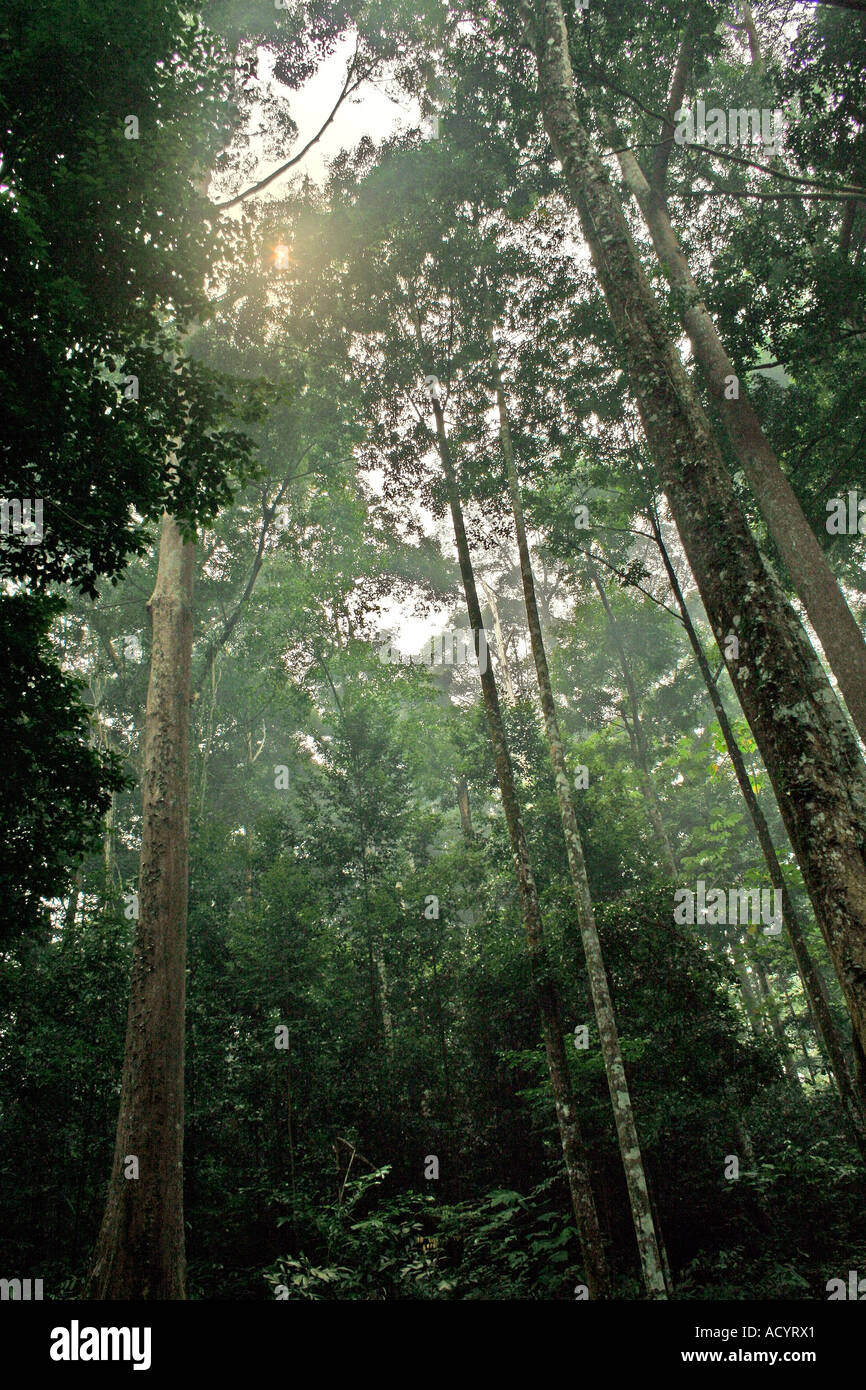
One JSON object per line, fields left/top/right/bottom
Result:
{"left": 724, "top": 1079, "right": 758, "bottom": 1175}
{"left": 726, "top": 943, "right": 765, "bottom": 1042}
{"left": 87, "top": 513, "right": 194, "bottom": 1299}
{"left": 589, "top": 559, "right": 678, "bottom": 879}
{"left": 738, "top": 1, "right": 765, "bottom": 73}
{"left": 456, "top": 776, "right": 475, "bottom": 844}
{"left": 649, "top": 19, "right": 695, "bottom": 198}
{"left": 745, "top": 944, "right": 802, "bottom": 1087}
{"left": 774, "top": 960, "right": 822, "bottom": 1082}
{"left": 426, "top": 385, "right": 610, "bottom": 1298}
{"left": 430, "top": 929, "right": 454, "bottom": 1126}
{"left": 103, "top": 794, "right": 115, "bottom": 890}
{"left": 481, "top": 578, "right": 517, "bottom": 703}
{"left": 374, "top": 935, "right": 395, "bottom": 1061}
{"left": 649, "top": 509, "right": 866, "bottom": 1156}
{"left": 486, "top": 324, "right": 667, "bottom": 1297}
{"left": 606, "top": 116, "right": 866, "bottom": 750}
{"left": 525, "top": 0, "right": 866, "bottom": 1069}
{"left": 64, "top": 868, "right": 82, "bottom": 932}
{"left": 752, "top": 951, "right": 815, "bottom": 1083}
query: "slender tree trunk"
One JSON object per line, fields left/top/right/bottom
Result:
{"left": 87, "top": 513, "right": 194, "bottom": 1299}
{"left": 103, "top": 794, "right": 115, "bottom": 890}
{"left": 360, "top": 854, "right": 393, "bottom": 1068}
{"left": 486, "top": 323, "right": 667, "bottom": 1298}
{"left": 481, "top": 579, "right": 517, "bottom": 703}
{"left": 738, "top": 1, "right": 765, "bottom": 73}
{"left": 724, "top": 1079, "right": 758, "bottom": 1173}
{"left": 456, "top": 776, "right": 474, "bottom": 844}
{"left": 589, "top": 560, "right": 678, "bottom": 879}
{"left": 430, "top": 930, "right": 453, "bottom": 1125}
{"left": 524, "top": 0, "right": 866, "bottom": 1068}
{"left": 649, "top": 510, "right": 866, "bottom": 1155}
{"left": 197, "top": 657, "right": 219, "bottom": 816}
{"left": 650, "top": 19, "right": 696, "bottom": 199}
{"left": 374, "top": 935, "right": 395, "bottom": 1061}
{"left": 746, "top": 946, "right": 802, "bottom": 1086}
{"left": 752, "top": 952, "right": 815, "bottom": 1084}
{"left": 64, "top": 868, "right": 82, "bottom": 932}
{"left": 772, "top": 967, "right": 817, "bottom": 1084}
{"left": 425, "top": 384, "right": 609, "bottom": 1298}
{"left": 605, "top": 116, "right": 866, "bottom": 750}
{"left": 286, "top": 1039, "right": 298, "bottom": 1238}
{"left": 726, "top": 943, "right": 765, "bottom": 1042}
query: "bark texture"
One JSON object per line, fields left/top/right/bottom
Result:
{"left": 482, "top": 578, "right": 517, "bottom": 703}
{"left": 87, "top": 513, "right": 194, "bottom": 1299}
{"left": 608, "top": 119, "right": 866, "bottom": 750}
{"left": 650, "top": 511, "right": 866, "bottom": 1157}
{"left": 525, "top": 0, "right": 866, "bottom": 1067}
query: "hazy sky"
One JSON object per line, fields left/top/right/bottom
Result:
{"left": 224, "top": 38, "right": 456, "bottom": 655}
{"left": 240, "top": 35, "right": 422, "bottom": 195}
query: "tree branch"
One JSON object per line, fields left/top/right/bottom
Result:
{"left": 682, "top": 188, "right": 853, "bottom": 201}
{"left": 192, "top": 457, "right": 309, "bottom": 696}
{"left": 650, "top": 20, "right": 695, "bottom": 199}
{"left": 577, "top": 545, "right": 683, "bottom": 622}
{"left": 213, "top": 49, "right": 368, "bottom": 210}
{"left": 607, "top": 138, "right": 866, "bottom": 200}
{"left": 799, "top": 0, "right": 866, "bottom": 10}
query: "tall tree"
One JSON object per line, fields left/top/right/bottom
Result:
{"left": 512, "top": 0, "right": 866, "bottom": 1064}
{"left": 486, "top": 320, "right": 668, "bottom": 1297}
{"left": 421, "top": 365, "right": 609, "bottom": 1298}
{"left": 602, "top": 108, "right": 866, "bottom": 748}
{"left": 646, "top": 503, "right": 866, "bottom": 1157}
{"left": 86, "top": 9, "right": 376, "bottom": 1298}
{"left": 87, "top": 516, "right": 195, "bottom": 1299}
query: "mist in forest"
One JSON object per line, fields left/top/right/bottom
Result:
{"left": 2, "top": 0, "right": 866, "bottom": 1337}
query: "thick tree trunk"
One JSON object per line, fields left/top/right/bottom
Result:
{"left": 607, "top": 119, "right": 866, "bottom": 750}
{"left": 427, "top": 387, "right": 609, "bottom": 1298}
{"left": 87, "top": 513, "right": 194, "bottom": 1299}
{"left": 487, "top": 325, "right": 667, "bottom": 1297}
{"left": 650, "top": 510, "right": 866, "bottom": 1156}
{"left": 525, "top": 0, "right": 866, "bottom": 1068}
{"left": 589, "top": 560, "right": 678, "bottom": 879}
